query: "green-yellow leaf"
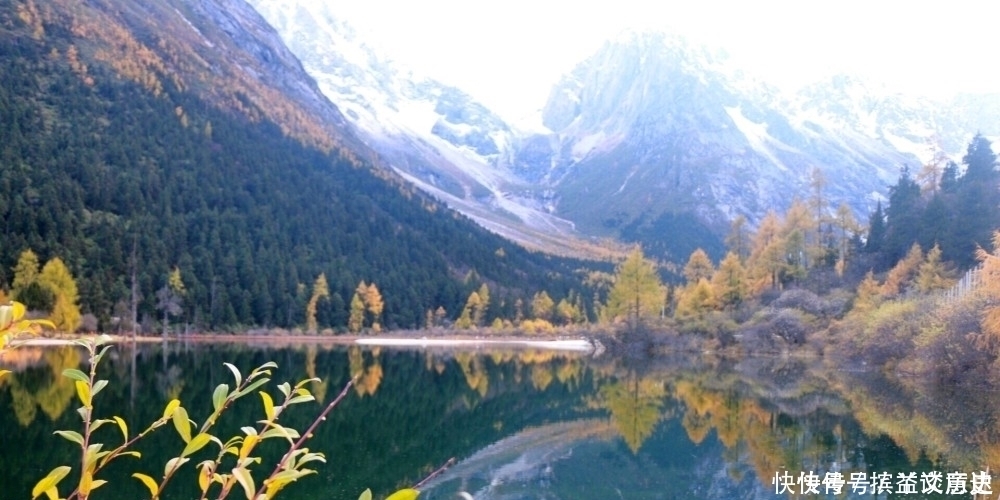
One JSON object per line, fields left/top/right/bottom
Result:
{"left": 114, "top": 416, "right": 129, "bottom": 442}
{"left": 132, "top": 473, "right": 159, "bottom": 497}
{"left": 233, "top": 466, "right": 256, "bottom": 500}
{"left": 357, "top": 488, "right": 373, "bottom": 500}
{"left": 172, "top": 406, "right": 192, "bottom": 443}
{"left": 12, "top": 301, "right": 26, "bottom": 321}
{"left": 165, "top": 456, "right": 190, "bottom": 476}
{"left": 224, "top": 362, "right": 242, "bottom": 386}
{"left": 92, "top": 379, "right": 108, "bottom": 396}
{"left": 0, "top": 369, "right": 9, "bottom": 380}
{"left": 236, "top": 377, "right": 269, "bottom": 398}
{"left": 385, "top": 488, "right": 420, "bottom": 500}
{"left": 62, "top": 368, "right": 89, "bottom": 383}
{"left": 32, "top": 466, "right": 71, "bottom": 499}
{"left": 182, "top": 432, "right": 212, "bottom": 457}
{"left": 75, "top": 380, "right": 92, "bottom": 407}
{"left": 197, "top": 461, "right": 214, "bottom": 493}
{"left": 260, "top": 391, "right": 275, "bottom": 421}
{"left": 213, "top": 383, "right": 229, "bottom": 412}
{"left": 79, "top": 471, "right": 94, "bottom": 495}
{"left": 163, "top": 398, "right": 180, "bottom": 420}
{"left": 90, "top": 418, "right": 113, "bottom": 433}
{"left": 259, "top": 425, "right": 299, "bottom": 442}
{"left": 54, "top": 430, "right": 84, "bottom": 446}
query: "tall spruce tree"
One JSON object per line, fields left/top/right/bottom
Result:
{"left": 883, "top": 166, "right": 923, "bottom": 265}
{"left": 952, "top": 134, "right": 1000, "bottom": 267}
{"left": 865, "top": 202, "right": 886, "bottom": 254}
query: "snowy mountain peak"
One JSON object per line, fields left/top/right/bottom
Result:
{"left": 249, "top": 6, "right": 999, "bottom": 260}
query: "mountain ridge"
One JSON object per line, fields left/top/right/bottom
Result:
{"left": 0, "top": 0, "right": 594, "bottom": 330}
{"left": 246, "top": 10, "right": 998, "bottom": 261}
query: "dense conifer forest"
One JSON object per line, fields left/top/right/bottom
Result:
{"left": 0, "top": 21, "right": 593, "bottom": 332}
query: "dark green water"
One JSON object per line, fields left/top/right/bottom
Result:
{"left": 1, "top": 341, "right": 997, "bottom": 499}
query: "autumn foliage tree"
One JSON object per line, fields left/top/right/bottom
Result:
{"left": 362, "top": 282, "right": 384, "bottom": 332}
{"left": 12, "top": 251, "right": 82, "bottom": 333}
{"left": 711, "top": 252, "right": 747, "bottom": 310}
{"left": 605, "top": 248, "right": 665, "bottom": 328}
{"left": 305, "top": 273, "right": 329, "bottom": 333}
{"left": 11, "top": 250, "right": 52, "bottom": 312}
{"left": 977, "top": 231, "right": 1000, "bottom": 339}
{"left": 683, "top": 249, "right": 714, "bottom": 284}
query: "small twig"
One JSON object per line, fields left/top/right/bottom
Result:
{"left": 414, "top": 457, "right": 456, "bottom": 490}
{"left": 253, "top": 379, "right": 355, "bottom": 498}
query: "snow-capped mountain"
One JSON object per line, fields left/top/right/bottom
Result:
{"left": 247, "top": 0, "right": 593, "bottom": 256}
{"left": 247, "top": 3, "right": 998, "bottom": 260}
{"left": 519, "top": 33, "right": 918, "bottom": 252}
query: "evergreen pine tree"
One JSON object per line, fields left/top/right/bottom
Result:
{"left": 865, "top": 202, "right": 886, "bottom": 254}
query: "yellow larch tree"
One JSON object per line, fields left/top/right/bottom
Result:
{"left": 674, "top": 278, "right": 715, "bottom": 321}
{"left": 712, "top": 251, "right": 747, "bottom": 310}
{"left": 880, "top": 243, "right": 923, "bottom": 298}
{"left": 683, "top": 248, "right": 715, "bottom": 284}
{"left": 976, "top": 231, "right": 1000, "bottom": 339}
{"left": 746, "top": 211, "right": 784, "bottom": 293}
{"left": 916, "top": 244, "right": 954, "bottom": 293}
{"left": 852, "top": 271, "right": 882, "bottom": 316}
{"left": 348, "top": 293, "right": 365, "bottom": 333}
{"left": 605, "top": 248, "right": 665, "bottom": 328}
{"left": 531, "top": 291, "right": 555, "bottom": 321}
{"left": 362, "top": 282, "right": 384, "bottom": 332}
{"left": 305, "top": 273, "right": 329, "bottom": 333}
{"left": 38, "top": 257, "right": 81, "bottom": 333}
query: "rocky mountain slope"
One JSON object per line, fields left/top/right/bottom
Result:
{"left": 251, "top": 5, "right": 998, "bottom": 262}
{"left": 247, "top": 0, "right": 601, "bottom": 257}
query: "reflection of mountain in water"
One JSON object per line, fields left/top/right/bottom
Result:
{"left": 419, "top": 419, "right": 616, "bottom": 500}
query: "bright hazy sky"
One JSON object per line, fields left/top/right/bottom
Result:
{"left": 332, "top": 0, "right": 1000, "bottom": 121}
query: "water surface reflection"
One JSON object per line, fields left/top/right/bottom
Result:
{"left": 0, "top": 342, "right": 996, "bottom": 499}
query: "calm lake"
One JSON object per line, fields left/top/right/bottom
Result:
{"left": 1, "top": 340, "right": 997, "bottom": 499}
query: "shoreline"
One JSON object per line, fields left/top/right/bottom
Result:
{"left": 7, "top": 333, "right": 596, "bottom": 352}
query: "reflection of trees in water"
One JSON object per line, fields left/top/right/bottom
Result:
{"left": 831, "top": 367, "right": 1000, "bottom": 486}
{"left": 348, "top": 346, "right": 383, "bottom": 397}
{"left": 454, "top": 352, "right": 488, "bottom": 397}
{"left": 5, "top": 346, "right": 81, "bottom": 426}
{"left": 305, "top": 345, "right": 328, "bottom": 403}
{"left": 598, "top": 374, "right": 666, "bottom": 453}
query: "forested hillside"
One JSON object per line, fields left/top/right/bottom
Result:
{"left": 0, "top": 1, "right": 592, "bottom": 331}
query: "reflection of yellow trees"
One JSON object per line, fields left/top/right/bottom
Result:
{"left": 11, "top": 382, "right": 37, "bottom": 425}
{"left": 454, "top": 352, "right": 488, "bottom": 397}
{"left": 599, "top": 376, "right": 666, "bottom": 453}
{"left": 530, "top": 364, "right": 554, "bottom": 391}
{"left": 672, "top": 379, "right": 793, "bottom": 482}
{"left": 348, "top": 346, "right": 383, "bottom": 397}
{"left": 6, "top": 346, "right": 81, "bottom": 426}
{"left": 304, "top": 346, "right": 328, "bottom": 403}
{"left": 834, "top": 382, "right": 952, "bottom": 466}
{"left": 421, "top": 351, "right": 585, "bottom": 399}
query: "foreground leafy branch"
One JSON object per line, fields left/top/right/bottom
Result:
{"left": 0, "top": 300, "right": 54, "bottom": 382}
{"left": 29, "top": 336, "right": 422, "bottom": 500}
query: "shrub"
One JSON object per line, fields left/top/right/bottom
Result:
{"left": 28, "top": 336, "right": 421, "bottom": 500}
{"left": 772, "top": 289, "right": 825, "bottom": 316}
